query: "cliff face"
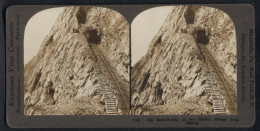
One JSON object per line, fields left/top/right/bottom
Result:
{"left": 24, "top": 6, "right": 129, "bottom": 115}
{"left": 131, "top": 6, "right": 236, "bottom": 115}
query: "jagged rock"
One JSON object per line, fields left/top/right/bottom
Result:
{"left": 131, "top": 6, "right": 236, "bottom": 115}
{"left": 24, "top": 6, "right": 129, "bottom": 115}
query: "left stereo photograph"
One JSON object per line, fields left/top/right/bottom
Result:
{"left": 24, "top": 6, "right": 130, "bottom": 115}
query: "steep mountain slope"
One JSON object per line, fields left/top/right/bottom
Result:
{"left": 131, "top": 6, "right": 236, "bottom": 115}
{"left": 24, "top": 6, "right": 129, "bottom": 115}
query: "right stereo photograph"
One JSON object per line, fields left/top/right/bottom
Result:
{"left": 131, "top": 6, "right": 237, "bottom": 115}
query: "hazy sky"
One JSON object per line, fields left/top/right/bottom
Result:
{"left": 24, "top": 6, "right": 172, "bottom": 66}
{"left": 24, "top": 7, "right": 64, "bottom": 64}
{"left": 131, "top": 6, "right": 172, "bottom": 65}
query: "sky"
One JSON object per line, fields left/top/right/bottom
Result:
{"left": 131, "top": 6, "right": 172, "bottom": 65}
{"left": 24, "top": 7, "right": 64, "bottom": 64}
{"left": 24, "top": 6, "right": 172, "bottom": 66}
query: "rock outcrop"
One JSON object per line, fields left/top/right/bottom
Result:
{"left": 24, "top": 6, "right": 129, "bottom": 115}
{"left": 131, "top": 6, "right": 236, "bottom": 115}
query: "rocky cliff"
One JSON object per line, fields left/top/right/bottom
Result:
{"left": 24, "top": 6, "right": 129, "bottom": 115}
{"left": 131, "top": 6, "right": 236, "bottom": 115}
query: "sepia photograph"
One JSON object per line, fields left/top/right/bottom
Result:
{"left": 4, "top": 3, "right": 255, "bottom": 128}
{"left": 24, "top": 6, "right": 130, "bottom": 115}
{"left": 131, "top": 6, "right": 237, "bottom": 115}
